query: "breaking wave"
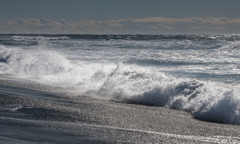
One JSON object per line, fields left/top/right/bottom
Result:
{"left": 0, "top": 45, "right": 240, "bottom": 124}
{"left": 220, "top": 41, "right": 240, "bottom": 49}
{"left": 11, "top": 36, "right": 70, "bottom": 41}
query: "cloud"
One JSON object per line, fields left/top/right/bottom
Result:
{"left": 190, "top": 26, "right": 226, "bottom": 30}
{"left": 0, "top": 17, "right": 240, "bottom": 34}
{"left": 60, "top": 20, "right": 69, "bottom": 26}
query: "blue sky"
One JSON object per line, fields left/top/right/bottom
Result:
{"left": 1, "top": 0, "right": 240, "bottom": 34}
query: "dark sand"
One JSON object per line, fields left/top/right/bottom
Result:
{"left": 0, "top": 82, "right": 240, "bottom": 143}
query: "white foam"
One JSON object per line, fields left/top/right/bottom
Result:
{"left": 10, "top": 36, "right": 69, "bottom": 41}
{"left": 220, "top": 41, "right": 240, "bottom": 49}
{"left": 0, "top": 104, "right": 23, "bottom": 112}
{"left": 1, "top": 45, "right": 240, "bottom": 124}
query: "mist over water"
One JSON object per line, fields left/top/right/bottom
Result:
{"left": 1, "top": 34, "right": 240, "bottom": 124}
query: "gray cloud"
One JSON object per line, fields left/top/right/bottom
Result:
{"left": 0, "top": 17, "right": 240, "bottom": 34}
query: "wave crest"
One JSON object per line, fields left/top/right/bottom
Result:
{"left": 92, "top": 63, "right": 240, "bottom": 124}
{"left": 1, "top": 45, "right": 240, "bottom": 124}
{"left": 10, "top": 36, "right": 69, "bottom": 41}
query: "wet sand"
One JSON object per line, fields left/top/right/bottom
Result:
{"left": 0, "top": 83, "right": 240, "bottom": 143}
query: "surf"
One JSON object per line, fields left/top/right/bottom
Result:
{"left": 0, "top": 43, "right": 240, "bottom": 125}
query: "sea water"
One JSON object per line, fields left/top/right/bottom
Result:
{"left": 0, "top": 34, "right": 240, "bottom": 125}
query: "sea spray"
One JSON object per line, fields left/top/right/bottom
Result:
{"left": 90, "top": 62, "right": 240, "bottom": 124}
{"left": 1, "top": 34, "right": 240, "bottom": 125}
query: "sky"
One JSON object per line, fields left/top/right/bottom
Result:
{"left": 1, "top": 0, "right": 240, "bottom": 34}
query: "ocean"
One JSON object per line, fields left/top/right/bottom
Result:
{"left": 0, "top": 34, "right": 240, "bottom": 143}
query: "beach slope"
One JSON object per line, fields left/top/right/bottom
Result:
{"left": 0, "top": 83, "right": 240, "bottom": 143}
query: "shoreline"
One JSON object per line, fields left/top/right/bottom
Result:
{"left": 0, "top": 83, "right": 240, "bottom": 143}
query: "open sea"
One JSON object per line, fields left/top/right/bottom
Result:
{"left": 1, "top": 34, "right": 240, "bottom": 143}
